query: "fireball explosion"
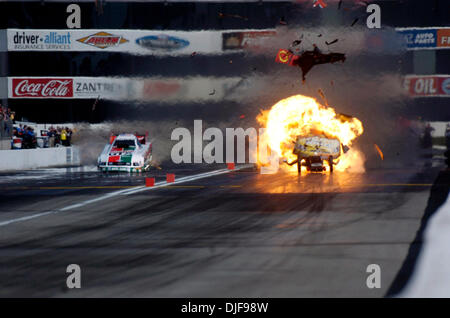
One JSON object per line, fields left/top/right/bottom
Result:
{"left": 257, "top": 94, "right": 365, "bottom": 172}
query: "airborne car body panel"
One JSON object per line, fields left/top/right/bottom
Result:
{"left": 97, "top": 133, "right": 152, "bottom": 172}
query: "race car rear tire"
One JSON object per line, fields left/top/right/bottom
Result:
{"left": 328, "top": 156, "right": 333, "bottom": 173}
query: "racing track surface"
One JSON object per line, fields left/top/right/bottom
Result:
{"left": 0, "top": 162, "right": 446, "bottom": 297}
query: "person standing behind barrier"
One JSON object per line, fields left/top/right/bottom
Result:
{"left": 61, "top": 128, "right": 67, "bottom": 146}
{"left": 65, "top": 127, "right": 72, "bottom": 146}
{"left": 0, "top": 110, "right": 4, "bottom": 138}
{"left": 55, "top": 127, "right": 61, "bottom": 145}
{"left": 47, "top": 126, "right": 55, "bottom": 147}
{"left": 3, "top": 112, "right": 13, "bottom": 138}
{"left": 10, "top": 111, "right": 14, "bottom": 123}
{"left": 0, "top": 111, "right": 5, "bottom": 138}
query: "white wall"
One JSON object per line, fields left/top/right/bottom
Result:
{"left": 430, "top": 121, "right": 449, "bottom": 137}
{"left": 0, "top": 146, "right": 80, "bottom": 171}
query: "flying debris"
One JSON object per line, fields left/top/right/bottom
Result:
{"left": 351, "top": 18, "right": 359, "bottom": 26}
{"left": 313, "top": 0, "right": 328, "bottom": 9}
{"left": 374, "top": 144, "right": 384, "bottom": 160}
{"left": 275, "top": 46, "right": 346, "bottom": 82}
{"left": 209, "top": 89, "right": 216, "bottom": 96}
{"left": 325, "top": 39, "right": 339, "bottom": 45}
{"left": 92, "top": 95, "right": 100, "bottom": 111}
{"left": 317, "top": 89, "right": 329, "bottom": 106}
{"left": 359, "top": 0, "right": 370, "bottom": 6}
{"left": 218, "top": 12, "right": 248, "bottom": 21}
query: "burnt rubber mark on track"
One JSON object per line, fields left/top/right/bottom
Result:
{"left": 386, "top": 170, "right": 450, "bottom": 297}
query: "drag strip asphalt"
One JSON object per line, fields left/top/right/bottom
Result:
{"left": 0, "top": 166, "right": 248, "bottom": 227}
{"left": 0, "top": 164, "right": 446, "bottom": 297}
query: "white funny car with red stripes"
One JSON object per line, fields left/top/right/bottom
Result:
{"left": 97, "top": 133, "right": 152, "bottom": 172}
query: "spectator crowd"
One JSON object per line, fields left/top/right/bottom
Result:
{"left": 46, "top": 126, "right": 73, "bottom": 147}
{"left": 11, "top": 125, "right": 73, "bottom": 149}
{"left": 2, "top": 104, "right": 74, "bottom": 149}
{"left": 13, "top": 125, "right": 37, "bottom": 149}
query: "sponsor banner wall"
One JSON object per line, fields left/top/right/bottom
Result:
{"left": 135, "top": 76, "right": 244, "bottom": 102}
{"left": 8, "top": 77, "right": 130, "bottom": 99}
{"left": 222, "top": 30, "right": 277, "bottom": 51}
{"left": 7, "top": 28, "right": 275, "bottom": 54}
{"left": 7, "top": 76, "right": 246, "bottom": 102}
{"left": 404, "top": 75, "right": 450, "bottom": 97}
{"left": 396, "top": 27, "right": 450, "bottom": 50}
{"left": 437, "top": 28, "right": 450, "bottom": 48}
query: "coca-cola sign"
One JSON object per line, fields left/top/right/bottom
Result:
{"left": 12, "top": 78, "right": 74, "bottom": 98}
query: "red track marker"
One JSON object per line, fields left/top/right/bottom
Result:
{"left": 166, "top": 173, "right": 175, "bottom": 183}
{"left": 145, "top": 177, "right": 155, "bottom": 187}
{"left": 227, "top": 163, "right": 235, "bottom": 170}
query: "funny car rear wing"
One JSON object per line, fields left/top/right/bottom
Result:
{"left": 109, "top": 132, "right": 149, "bottom": 145}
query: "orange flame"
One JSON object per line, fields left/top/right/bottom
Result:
{"left": 257, "top": 94, "right": 365, "bottom": 172}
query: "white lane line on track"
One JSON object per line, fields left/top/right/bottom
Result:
{"left": 119, "top": 168, "right": 233, "bottom": 195}
{"left": 0, "top": 167, "right": 245, "bottom": 227}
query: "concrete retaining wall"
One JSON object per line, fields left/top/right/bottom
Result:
{"left": 0, "top": 146, "right": 80, "bottom": 171}
{"left": 0, "top": 138, "right": 10, "bottom": 150}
